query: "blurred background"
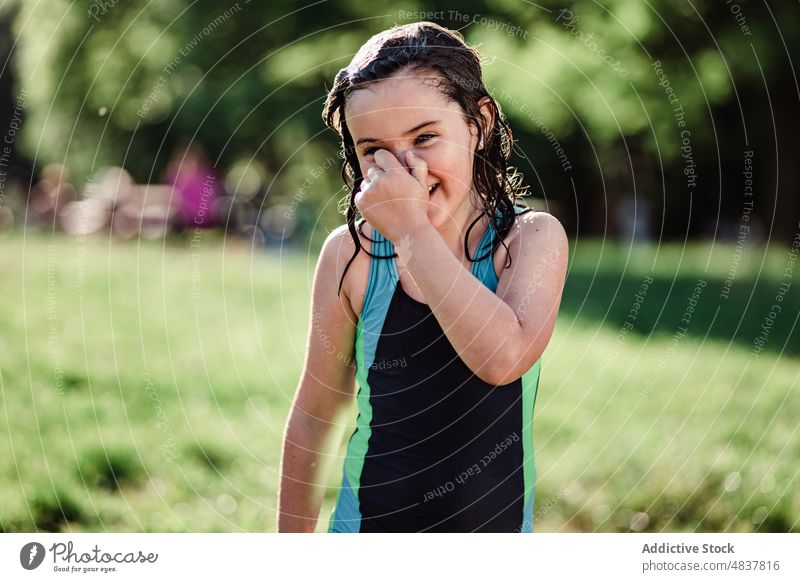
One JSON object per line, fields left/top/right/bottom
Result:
{"left": 0, "top": 0, "right": 797, "bottom": 532}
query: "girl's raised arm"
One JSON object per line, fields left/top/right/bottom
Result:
{"left": 277, "top": 225, "right": 358, "bottom": 532}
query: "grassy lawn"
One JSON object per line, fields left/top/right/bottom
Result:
{"left": 0, "top": 229, "right": 797, "bottom": 532}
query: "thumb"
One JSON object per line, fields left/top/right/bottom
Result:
{"left": 407, "top": 151, "right": 428, "bottom": 186}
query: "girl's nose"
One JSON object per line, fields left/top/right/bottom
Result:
{"left": 395, "top": 149, "right": 411, "bottom": 170}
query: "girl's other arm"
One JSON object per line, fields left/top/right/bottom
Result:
{"left": 277, "top": 226, "right": 358, "bottom": 532}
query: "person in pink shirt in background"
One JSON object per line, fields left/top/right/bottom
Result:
{"left": 164, "top": 140, "right": 220, "bottom": 232}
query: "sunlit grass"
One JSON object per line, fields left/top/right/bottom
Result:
{"left": 0, "top": 230, "right": 797, "bottom": 532}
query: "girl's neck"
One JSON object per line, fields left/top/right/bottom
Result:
{"left": 433, "top": 195, "right": 489, "bottom": 260}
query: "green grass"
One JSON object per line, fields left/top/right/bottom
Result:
{"left": 0, "top": 230, "right": 797, "bottom": 532}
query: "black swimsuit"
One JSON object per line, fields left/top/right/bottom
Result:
{"left": 329, "top": 206, "right": 541, "bottom": 532}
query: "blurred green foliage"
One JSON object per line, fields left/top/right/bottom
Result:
{"left": 8, "top": 0, "right": 800, "bottom": 239}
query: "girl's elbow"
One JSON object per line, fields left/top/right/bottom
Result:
{"left": 467, "top": 350, "right": 515, "bottom": 386}
{"left": 486, "top": 348, "right": 542, "bottom": 386}
{"left": 474, "top": 358, "right": 514, "bottom": 387}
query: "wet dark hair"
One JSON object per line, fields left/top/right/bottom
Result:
{"left": 322, "top": 21, "right": 532, "bottom": 296}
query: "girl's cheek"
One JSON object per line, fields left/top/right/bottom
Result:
{"left": 425, "top": 150, "right": 464, "bottom": 181}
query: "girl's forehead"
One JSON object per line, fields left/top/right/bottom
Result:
{"left": 344, "top": 74, "right": 458, "bottom": 130}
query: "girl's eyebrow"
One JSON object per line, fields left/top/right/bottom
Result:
{"left": 356, "top": 120, "right": 440, "bottom": 146}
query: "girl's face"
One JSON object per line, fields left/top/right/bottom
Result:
{"left": 344, "top": 70, "right": 483, "bottom": 228}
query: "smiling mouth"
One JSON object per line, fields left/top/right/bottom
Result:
{"left": 428, "top": 183, "right": 440, "bottom": 196}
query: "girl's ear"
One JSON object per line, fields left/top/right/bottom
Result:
{"left": 476, "top": 96, "right": 495, "bottom": 150}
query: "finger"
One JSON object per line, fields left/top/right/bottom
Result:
{"left": 355, "top": 182, "right": 369, "bottom": 209}
{"left": 407, "top": 151, "right": 428, "bottom": 186}
{"left": 366, "top": 166, "right": 382, "bottom": 181}
{"left": 373, "top": 148, "right": 402, "bottom": 173}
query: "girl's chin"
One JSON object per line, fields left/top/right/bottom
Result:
{"left": 426, "top": 199, "right": 457, "bottom": 228}
{"left": 425, "top": 190, "right": 465, "bottom": 214}
{"left": 425, "top": 197, "right": 445, "bottom": 215}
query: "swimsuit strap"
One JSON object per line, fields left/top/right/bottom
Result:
{"left": 360, "top": 225, "right": 398, "bottom": 327}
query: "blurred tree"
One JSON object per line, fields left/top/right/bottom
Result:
{"left": 9, "top": 0, "right": 799, "bottom": 241}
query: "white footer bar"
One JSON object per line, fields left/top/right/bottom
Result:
{"left": 1, "top": 533, "right": 797, "bottom": 581}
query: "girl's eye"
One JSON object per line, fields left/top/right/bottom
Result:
{"left": 361, "top": 134, "right": 435, "bottom": 156}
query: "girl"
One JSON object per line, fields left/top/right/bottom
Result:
{"left": 278, "top": 21, "right": 567, "bottom": 533}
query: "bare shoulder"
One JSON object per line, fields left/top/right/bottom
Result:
{"left": 515, "top": 209, "right": 567, "bottom": 241}
{"left": 506, "top": 210, "right": 569, "bottom": 254}
{"left": 493, "top": 209, "right": 568, "bottom": 276}
{"left": 514, "top": 210, "right": 568, "bottom": 266}
{"left": 319, "top": 221, "right": 372, "bottom": 320}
